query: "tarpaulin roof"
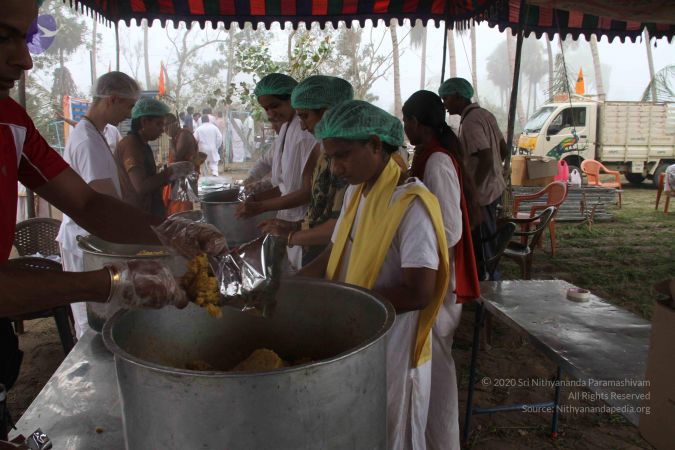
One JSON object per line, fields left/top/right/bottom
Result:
{"left": 66, "top": 0, "right": 675, "bottom": 41}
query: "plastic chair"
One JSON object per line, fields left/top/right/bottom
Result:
{"left": 581, "top": 160, "right": 622, "bottom": 208}
{"left": 503, "top": 207, "right": 556, "bottom": 280}
{"left": 478, "top": 222, "right": 516, "bottom": 281}
{"left": 554, "top": 159, "right": 569, "bottom": 182}
{"left": 6, "top": 257, "right": 75, "bottom": 354}
{"left": 13, "top": 217, "right": 61, "bottom": 257}
{"left": 655, "top": 172, "right": 671, "bottom": 214}
{"left": 512, "top": 181, "right": 568, "bottom": 257}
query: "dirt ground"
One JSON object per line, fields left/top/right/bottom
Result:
{"left": 7, "top": 180, "right": 661, "bottom": 449}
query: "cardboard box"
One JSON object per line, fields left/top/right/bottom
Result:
{"left": 639, "top": 299, "right": 675, "bottom": 450}
{"left": 526, "top": 156, "right": 558, "bottom": 179}
{"left": 511, "top": 156, "right": 556, "bottom": 187}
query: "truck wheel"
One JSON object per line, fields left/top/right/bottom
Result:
{"left": 651, "top": 163, "right": 668, "bottom": 188}
{"left": 625, "top": 173, "right": 645, "bottom": 185}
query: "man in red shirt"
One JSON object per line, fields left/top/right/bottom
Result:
{"left": 0, "top": 0, "right": 226, "bottom": 398}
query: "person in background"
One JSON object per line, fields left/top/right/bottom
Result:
{"left": 258, "top": 75, "right": 352, "bottom": 266}
{"left": 163, "top": 113, "right": 201, "bottom": 215}
{"left": 402, "top": 90, "right": 481, "bottom": 450}
{"left": 193, "top": 114, "right": 222, "bottom": 177}
{"left": 439, "top": 77, "right": 507, "bottom": 279}
{"left": 299, "top": 100, "right": 449, "bottom": 450}
{"left": 192, "top": 112, "right": 202, "bottom": 128}
{"left": 183, "top": 106, "right": 195, "bottom": 131}
{"left": 236, "top": 73, "right": 319, "bottom": 271}
{"left": 1, "top": 1, "right": 230, "bottom": 411}
{"left": 115, "top": 98, "right": 193, "bottom": 218}
{"left": 58, "top": 114, "right": 122, "bottom": 154}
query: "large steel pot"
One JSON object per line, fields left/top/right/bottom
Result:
{"left": 201, "top": 189, "right": 276, "bottom": 247}
{"left": 78, "top": 235, "right": 186, "bottom": 332}
{"left": 103, "top": 278, "right": 395, "bottom": 450}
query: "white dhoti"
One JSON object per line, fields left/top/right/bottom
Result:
{"left": 426, "top": 293, "right": 463, "bottom": 450}
{"left": 60, "top": 245, "right": 90, "bottom": 339}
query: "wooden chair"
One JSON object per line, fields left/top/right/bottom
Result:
{"left": 581, "top": 160, "right": 622, "bottom": 208}
{"left": 503, "top": 207, "right": 556, "bottom": 280}
{"left": 512, "top": 181, "right": 568, "bottom": 257}
{"left": 655, "top": 172, "right": 671, "bottom": 214}
{"left": 6, "top": 257, "right": 75, "bottom": 354}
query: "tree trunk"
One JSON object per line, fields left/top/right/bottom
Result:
{"left": 143, "top": 19, "right": 151, "bottom": 90}
{"left": 226, "top": 27, "right": 236, "bottom": 95}
{"left": 506, "top": 29, "right": 526, "bottom": 128}
{"left": 91, "top": 18, "right": 97, "bottom": 85}
{"left": 390, "top": 22, "right": 402, "bottom": 118}
{"left": 526, "top": 80, "right": 532, "bottom": 116}
{"left": 546, "top": 37, "right": 554, "bottom": 102}
{"left": 470, "top": 20, "right": 478, "bottom": 98}
{"left": 419, "top": 25, "right": 427, "bottom": 90}
{"left": 287, "top": 30, "right": 296, "bottom": 64}
{"left": 448, "top": 27, "right": 457, "bottom": 77}
{"left": 590, "top": 34, "right": 605, "bottom": 100}
{"left": 644, "top": 29, "right": 657, "bottom": 102}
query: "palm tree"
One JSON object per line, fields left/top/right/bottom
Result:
{"left": 389, "top": 21, "right": 402, "bottom": 118}
{"left": 470, "top": 20, "right": 478, "bottom": 98}
{"left": 589, "top": 34, "right": 605, "bottom": 99}
{"left": 410, "top": 20, "right": 427, "bottom": 89}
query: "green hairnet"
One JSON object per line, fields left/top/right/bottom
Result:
{"left": 291, "top": 76, "right": 354, "bottom": 110}
{"left": 131, "top": 97, "right": 171, "bottom": 120}
{"left": 36, "top": 0, "right": 45, "bottom": 6}
{"left": 253, "top": 73, "right": 298, "bottom": 98}
{"left": 438, "top": 77, "right": 474, "bottom": 100}
{"left": 314, "top": 100, "right": 403, "bottom": 147}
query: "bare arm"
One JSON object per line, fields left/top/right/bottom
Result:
{"left": 0, "top": 266, "right": 110, "bottom": 316}
{"left": 127, "top": 166, "right": 170, "bottom": 195}
{"left": 289, "top": 219, "right": 337, "bottom": 247}
{"left": 88, "top": 178, "right": 119, "bottom": 198}
{"left": 34, "top": 168, "right": 162, "bottom": 244}
{"left": 377, "top": 267, "right": 437, "bottom": 313}
{"left": 296, "top": 244, "right": 331, "bottom": 278}
{"left": 175, "top": 131, "right": 197, "bottom": 162}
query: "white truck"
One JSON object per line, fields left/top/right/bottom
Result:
{"left": 517, "top": 97, "right": 675, "bottom": 186}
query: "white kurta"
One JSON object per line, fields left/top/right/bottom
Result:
{"left": 56, "top": 119, "right": 122, "bottom": 338}
{"left": 422, "top": 152, "right": 463, "bottom": 450}
{"left": 332, "top": 180, "right": 440, "bottom": 450}
{"left": 193, "top": 122, "right": 223, "bottom": 176}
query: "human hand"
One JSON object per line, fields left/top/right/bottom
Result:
{"left": 235, "top": 200, "right": 265, "bottom": 219}
{"left": 257, "top": 219, "right": 295, "bottom": 236}
{"left": 153, "top": 216, "right": 229, "bottom": 258}
{"left": 106, "top": 260, "right": 188, "bottom": 309}
{"left": 168, "top": 161, "right": 195, "bottom": 181}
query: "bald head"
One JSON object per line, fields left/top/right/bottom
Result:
{"left": 0, "top": 1, "right": 38, "bottom": 98}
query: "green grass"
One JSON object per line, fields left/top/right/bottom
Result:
{"left": 500, "top": 184, "right": 674, "bottom": 319}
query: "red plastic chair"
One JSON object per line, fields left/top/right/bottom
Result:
{"left": 581, "top": 160, "right": 622, "bottom": 208}
{"left": 512, "top": 181, "right": 568, "bottom": 257}
{"left": 655, "top": 172, "right": 671, "bottom": 214}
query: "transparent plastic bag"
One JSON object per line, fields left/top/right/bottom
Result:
{"left": 171, "top": 172, "right": 200, "bottom": 202}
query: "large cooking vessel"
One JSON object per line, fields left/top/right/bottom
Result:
{"left": 103, "top": 278, "right": 394, "bottom": 450}
{"left": 201, "top": 189, "right": 277, "bottom": 247}
{"left": 78, "top": 235, "right": 186, "bottom": 332}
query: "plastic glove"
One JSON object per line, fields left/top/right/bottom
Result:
{"left": 168, "top": 161, "right": 195, "bottom": 181}
{"left": 153, "top": 216, "right": 229, "bottom": 258}
{"left": 106, "top": 260, "right": 188, "bottom": 309}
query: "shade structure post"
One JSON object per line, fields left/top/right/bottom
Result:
{"left": 115, "top": 22, "right": 120, "bottom": 71}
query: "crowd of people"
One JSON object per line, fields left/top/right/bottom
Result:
{"left": 1, "top": 1, "right": 510, "bottom": 448}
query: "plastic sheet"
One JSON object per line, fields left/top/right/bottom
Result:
{"left": 170, "top": 171, "right": 200, "bottom": 202}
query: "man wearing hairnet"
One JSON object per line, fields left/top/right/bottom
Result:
{"left": 0, "top": 1, "right": 228, "bottom": 416}
{"left": 116, "top": 97, "right": 193, "bottom": 218}
{"left": 439, "top": 77, "right": 508, "bottom": 279}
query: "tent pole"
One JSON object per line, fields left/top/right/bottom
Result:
{"left": 18, "top": 72, "right": 36, "bottom": 219}
{"left": 115, "top": 23, "right": 120, "bottom": 71}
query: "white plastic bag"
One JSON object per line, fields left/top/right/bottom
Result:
{"left": 569, "top": 168, "right": 582, "bottom": 187}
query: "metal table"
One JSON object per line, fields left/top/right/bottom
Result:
{"left": 10, "top": 331, "right": 124, "bottom": 449}
{"left": 464, "top": 280, "right": 651, "bottom": 442}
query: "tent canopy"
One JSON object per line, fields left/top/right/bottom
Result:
{"left": 67, "top": 0, "right": 675, "bottom": 41}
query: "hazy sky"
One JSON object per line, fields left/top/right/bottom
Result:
{"left": 63, "top": 16, "right": 674, "bottom": 115}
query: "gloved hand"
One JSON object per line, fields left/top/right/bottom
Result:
{"left": 168, "top": 161, "right": 195, "bottom": 181}
{"left": 153, "top": 216, "right": 229, "bottom": 258}
{"left": 106, "top": 260, "right": 188, "bottom": 309}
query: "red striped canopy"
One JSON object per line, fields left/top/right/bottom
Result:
{"left": 67, "top": 0, "right": 675, "bottom": 41}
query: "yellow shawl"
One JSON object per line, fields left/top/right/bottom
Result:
{"left": 326, "top": 157, "right": 449, "bottom": 367}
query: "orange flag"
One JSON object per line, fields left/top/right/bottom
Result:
{"left": 159, "top": 62, "right": 165, "bottom": 96}
{"left": 575, "top": 68, "right": 585, "bottom": 95}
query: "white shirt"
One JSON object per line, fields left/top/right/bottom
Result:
{"left": 193, "top": 122, "right": 223, "bottom": 162}
{"left": 57, "top": 119, "right": 122, "bottom": 254}
{"left": 103, "top": 124, "right": 122, "bottom": 154}
{"left": 271, "top": 115, "right": 316, "bottom": 222}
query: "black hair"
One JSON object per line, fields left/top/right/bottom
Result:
{"left": 382, "top": 142, "right": 399, "bottom": 155}
{"left": 403, "top": 90, "right": 482, "bottom": 228}
{"left": 187, "top": 106, "right": 194, "bottom": 113}
{"left": 271, "top": 94, "right": 291, "bottom": 101}
{"left": 130, "top": 117, "right": 142, "bottom": 133}
{"left": 202, "top": 115, "right": 210, "bottom": 123}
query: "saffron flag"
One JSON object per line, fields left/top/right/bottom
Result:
{"left": 575, "top": 68, "right": 585, "bottom": 95}
{"left": 159, "top": 62, "right": 165, "bottom": 96}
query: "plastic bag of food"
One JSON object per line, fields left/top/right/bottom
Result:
{"left": 170, "top": 171, "right": 200, "bottom": 202}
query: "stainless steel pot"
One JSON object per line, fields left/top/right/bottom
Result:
{"left": 78, "top": 235, "right": 186, "bottom": 332}
{"left": 103, "top": 278, "right": 395, "bottom": 450}
{"left": 201, "top": 189, "right": 277, "bottom": 247}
